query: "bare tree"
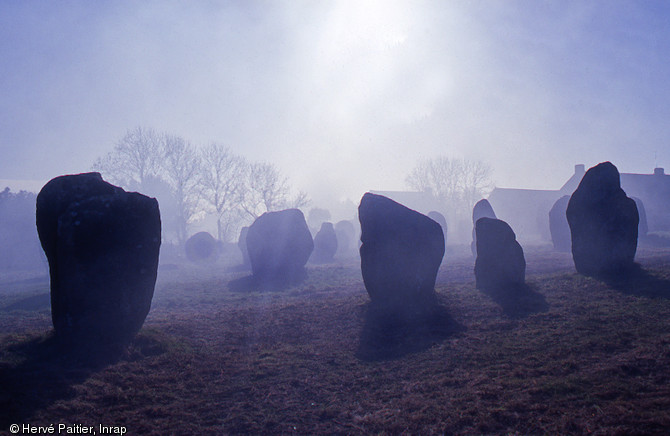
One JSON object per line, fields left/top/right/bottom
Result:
{"left": 92, "top": 126, "right": 162, "bottom": 187}
{"left": 239, "top": 162, "right": 309, "bottom": 220}
{"left": 459, "top": 158, "right": 494, "bottom": 211}
{"left": 199, "top": 143, "right": 246, "bottom": 242}
{"left": 161, "top": 134, "right": 202, "bottom": 244}
{"left": 94, "top": 127, "right": 310, "bottom": 244}
{"left": 406, "top": 156, "right": 493, "bottom": 214}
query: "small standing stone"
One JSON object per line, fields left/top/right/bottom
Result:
{"left": 334, "top": 220, "right": 356, "bottom": 257}
{"left": 549, "top": 195, "right": 571, "bottom": 252}
{"left": 471, "top": 199, "right": 497, "bottom": 256}
{"left": 246, "top": 209, "right": 313, "bottom": 285}
{"left": 238, "top": 226, "right": 251, "bottom": 267}
{"left": 185, "top": 231, "right": 218, "bottom": 262}
{"left": 311, "top": 222, "right": 338, "bottom": 263}
{"left": 428, "top": 211, "right": 448, "bottom": 247}
{"left": 474, "top": 217, "right": 526, "bottom": 290}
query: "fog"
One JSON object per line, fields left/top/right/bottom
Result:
{"left": 2, "top": 1, "right": 670, "bottom": 209}
{"left": 4, "top": 4, "right": 670, "bottom": 431}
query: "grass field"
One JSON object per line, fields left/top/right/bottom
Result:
{"left": 1, "top": 246, "right": 670, "bottom": 435}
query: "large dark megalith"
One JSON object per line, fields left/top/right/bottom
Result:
{"left": 311, "top": 222, "right": 338, "bottom": 263}
{"left": 246, "top": 209, "right": 313, "bottom": 285}
{"left": 549, "top": 195, "right": 571, "bottom": 252}
{"left": 474, "top": 217, "right": 526, "bottom": 290}
{"left": 566, "top": 162, "right": 639, "bottom": 276}
{"left": 36, "top": 172, "right": 161, "bottom": 345}
{"left": 471, "top": 199, "right": 497, "bottom": 256}
{"left": 358, "top": 193, "right": 444, "bottom": 310}
{"left": 185, "top": 231, "right": 218, "bottom": 262}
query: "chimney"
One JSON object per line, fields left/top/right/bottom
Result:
{"left": 574, "top": 164, "right": 585, "bottom": 175}
{"left": 654, "top": 167, "right": 665, "bottom": 176}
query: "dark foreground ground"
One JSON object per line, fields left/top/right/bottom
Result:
{"left": 1, "top": 246, "right": 670, "bottom": 435}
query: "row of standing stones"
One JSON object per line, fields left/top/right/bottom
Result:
{"left": 360, "top": 161, "right": 640, "bottom": 317}
{"left": 35, "top": 161, "right": 638, "bottom": 346}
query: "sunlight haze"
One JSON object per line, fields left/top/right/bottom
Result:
{"left": 2, "top": 0, "right": 669, "bottom": 207}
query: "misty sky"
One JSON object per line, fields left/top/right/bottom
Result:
{"left": 2, "top": 0, "right": 670, "bottom": 206}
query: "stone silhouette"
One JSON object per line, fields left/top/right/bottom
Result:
{"left": 185, "top": 231, "right": 218, "bottom": 262}
{"left": 36, "top": 172, "right": 161, "bottom": 345}
{"left": 471, "top": 199, "right": 497, "bottom": 256}
{"left": 549, "top": 195, "right": 571, "bottom": 252}
{"left": 427, "top": 211, "right": 448, "bottom": 246}
{"left": 632, "top": 197, "right": 649, "bottom": 239}
{"left": 566, "top": 162, "right": 639, "bottom": 276}
{"left": 311, "top": 222, "right": 338, "bottom": 263}
{"left": 358, "top": 193, "right": 444, "bottom": 310}
{"left": 246, "top": 209, "right": 313, "bottom": 285}
{"left": 237, "top": 226, "right": 251, "bottom": 267}
{"left": 474, "top": 217, "right": 525, "bottom": 290}
{"left": 334, "top": 219, "right": 356, "bottom": 258}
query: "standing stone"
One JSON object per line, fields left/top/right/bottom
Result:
{"left": 428, "top": 211, "right": 448, "bottom": 246}
{"left": 566, "top": 162, "right": 639, "bottom": 276}
{"left": 185, "top": 231, "right": 218, "bottom": 262}
{"left": 359, "top": 193, "right": 444, "bottom": 309}
{"left": 334, "top": 220, "right": 356, "bottom": 257}
{"left": 549, "top": 195, "right": 571, "bottom": 252}
{"left": 471, "top": 199, "right": 497, "bottom": 256}
{"left": 474, "top": 217, "right": 526, "bottom": 290}
{"left": 238, "top": 226, "right": 251, "bottom": 267}
{"left": 36, "top": 173, "right": 161, "bottom": 345}
{"left": 311, "top": 222, "right": 338, "bottom": 263}
{"left": 632, "top": 197, "right": 649, "bottom": 240}
{"left": 246, "top": 209, "right": 313, "bottom": 285}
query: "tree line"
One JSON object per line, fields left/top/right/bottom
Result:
{"left": 93, "top": 127, "right": 308, "bottom": 245}
{"left": 94, "top": 127, "right": 493, "bottom": 246}
{"left": 406, "top": 156, "right": 493, "bottom": 213}
{"left": 406, "top": 156, "right": 494, "bottom": 236}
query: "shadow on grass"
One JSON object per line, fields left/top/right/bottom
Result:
{"left": 0, "top": 330, "right": 169, "bottom": 429}
{"left": 479, "top": 283, "right": 550, "bottom": 319}
{"left": 356, "top": 302, "right": 466, "bottom": 362}
{"left": 228, "top": 270, "right": 307, "bottom": 293}
{"left": 600, "top": 263, "right": 670, "bottom": 299}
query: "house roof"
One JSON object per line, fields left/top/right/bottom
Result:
{"left": 490, "top": 166, "right": 670, "bottom": 200}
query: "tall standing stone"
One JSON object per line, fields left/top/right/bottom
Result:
{"left": 566, "top": 162, "right": 639, "bottom": 276}
{"left": 549, "top": 195, "right": 571, "bottom": 252}
{"left": 358, "top": 193, "right": 444, "bottom": 310}
{"left": 474, "top": 217, "right": 526, "bottom": 290}
{"left": 246, "top": 209, "right": 313, "bottom": 285}
{"left": 36, "top": 173, "right": 161, "bottom": 345}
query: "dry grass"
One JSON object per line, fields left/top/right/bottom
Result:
{"left": 2, "top": 246, "right": 670, "bottom": 434}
